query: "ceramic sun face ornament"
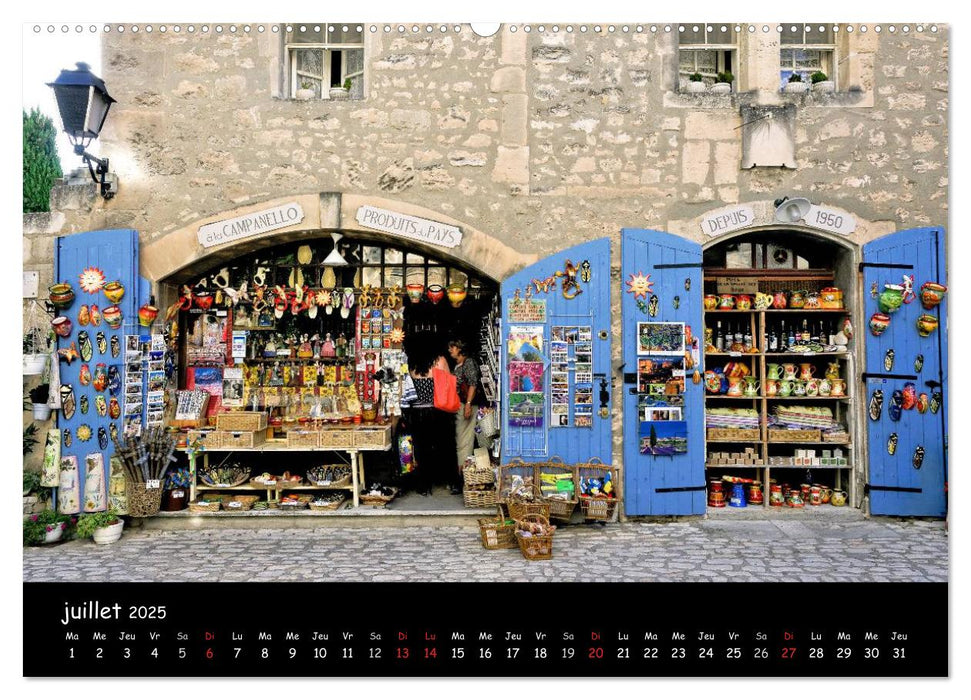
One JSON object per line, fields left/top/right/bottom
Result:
{"left": 78, "top": 267, "right": 106, "bottom": 294}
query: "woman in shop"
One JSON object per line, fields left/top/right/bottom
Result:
{"left": 448, "top": 338, "right": 480, "bottom": 494}
{"left": 400, "top": 332, "right": 457, "bottom": 496}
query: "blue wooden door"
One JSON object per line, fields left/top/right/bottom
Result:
{"left": 500, "top": 239, "right": 612, "bottom": 464}
{"left": 862, "top": 227, "right": 947, "bottom": 517}
{"left": 55, "top": 229, "right": 144, "bottom": 511}
{"left": 621, "top": 229, "right": 705, "bottom": 515}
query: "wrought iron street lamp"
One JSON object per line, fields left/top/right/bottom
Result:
{"left": 47, "top": 62, "right": 117, "bottom": 199}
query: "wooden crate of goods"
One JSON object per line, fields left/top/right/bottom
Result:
{"left": 215, "top": 411, "right": 268, "bottom": 432}
{"left": 478, "top": 507, "right": 518, "bottom": 550}
{"left": 463, "top": 487, "right": 498, "bottom": 508}
{"left": 822, "top": 431, "right": 851, "bottom": 444}
{"left": 536, "top": 458, "right": 578, "bottom": 523}
{"left": 707, "top": 428, "right": 761, "bottom": 442}
{"left": 306, "top": 465, "right": 352, "bottom": 488}
{"left": 319, "top": 428, "right": 356, "bottom": 449}
{"left": 287, "top": 430, "right": 320, "bottom": 448}
{"left": 211, "top": 430, "right": 267, "bottom": 449}
{"left": 514, "top": 514, "right": 556, "bottom": 561}
{"left": 359, "top": 485, "right": 398, "bottom": 506}
{"left": 353, "top": 425, "right": 392, "bottom": 450}
{"left": 768, "top": 428, "right": 821, "bottom": 443}
{"left": 576, "top": 458, "right": 618, "bottom": 522}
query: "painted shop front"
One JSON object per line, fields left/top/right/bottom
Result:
{"left": 39, "top": 190, "right": 947, "bottom": 523}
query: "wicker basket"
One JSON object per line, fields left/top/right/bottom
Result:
{"left": 212, "top": 430, "right": 267, "bottom": 449}
{"left": 497, "top": 459, "right": 537, "bottom": 502}
{"left": 707, "top": 428, "right": 761, "bottom": 442}
{"left": 359, "top": 488, "right": 398, "bottom": 506}
{"left": 507, "top": 499, "right": 551, "bottom": 521}
{"left": 287, "top": 430, "right": 320, "bottom": 448}
{"left": 307, "top": 474, "right": 352, "bottom": 488}
{"left": 515, "top": 514, "right": 556, "bottom": 561}
{"left": 319, "top": 429, "right": 356, "bottom": 449}
{"left": 768, "top": 428, "right": 821, "bottom": 443}
{"left": 250, "top": 477, "right": 303, "bottom": 490}
{"left": 198, "top": 467, "right": 251, "bottom": 488}
{"left": 576, "top": 458, "right": 618, "bottom": 522}
{"left": 216, "top": 411, "right": 268, "bottom": 432}
{"left": 536, "top": 458, "right": 577, "bottom": 523}
{"left": 309, "top": 497, "right": 346, "bottom": 511}
{"left": 277, "top": 501, "right": 308, "bottom": 511}
{"left": 188, "top": 500, "right": 222, "bottom": 513}
{"left": 478, "top": 507, "right": 517, "bottom": 550}
{"left": 463, "top": 464, "right": 495, "bottom": 487}
{"left": 464, "top": 488, "right": 498, "bottom": 508}
{"left": 224, "top": 497, "right": 256, "bottom": 511}
{"left": 353, "top": 426, "right": 392, "bottom": 449}
{"left": 125, "top": 480, "right": 164, "bottom": 517}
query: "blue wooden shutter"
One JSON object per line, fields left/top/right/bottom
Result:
{"left": 55, "top": 229, "right": 144, "bottom": 508}
{"left": 499, "top": 238, "right": 612, "bottom": 464}
{"left": 621, "top": 229, "right": 705, "bottom": 515}
{"left": 861, "top": 227, "right": 947, "bottom": 517}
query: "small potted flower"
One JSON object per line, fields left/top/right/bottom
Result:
{"left": 23, "top": 509, "right": 72, "bottom": 546}
{"left": 162, "top": 466, "right": 191, "bottom": 511}
{"left": 711, "top": 71, "right": 734, "bottom": 95}
{"left": 685, "top": 72, "right": 706, "bottom": 93}
{"left": 329, "top": 77, "right": 353, "bottom": 100}
{"left": 295, "top": 80, "right": 316, "bottom": 100}
{"left": 76, "top": 509, "right": 124, "bottom": 545}
{"left": 784, "top": 72, "right": 808, "bottom": 94}
{"left": 811, "top": 71, "right": 835, "bottom": 93}
{"left": 28, "top": 382, "right": 51, "bottom": 420}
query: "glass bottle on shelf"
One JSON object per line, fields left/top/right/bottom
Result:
{"left": 810, "top": 322, "right": 819, "bottom": 345}
{"left": 801, "top": 319, "right": 810, "bottom": 343}
{"left": 787, "top": 322, "right": 796, "bottom": 349}
{"left": 733, "top": 324, "right": 743, "bottom": 351}
{"left": 768, "top": 324, "right": 779, "bottom": 352}
{"left": 715, "top": 321, "right": 724, "bottom": 352}
{"left": 743, "top": 328, "right": 753, "bottom": 353}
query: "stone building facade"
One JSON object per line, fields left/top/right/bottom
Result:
{"left": 23, "top": 22, "right": 948, "bottom": 490}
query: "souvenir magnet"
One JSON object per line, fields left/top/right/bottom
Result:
{"left": 868, "top": 389, "right": 883, "bottom": 422}
{"left": 625, "top": 272, "right": 653, "bottom": 299}
{"left": 648, "top": 294, "right": 659, "bottom": 317}
{"left": 109, "top": 397, "right": 121, "bottom": 420}
{"left": 914, "top": 354, "right": 924, "bottom": 373}
{"left": 80, "top": 395, "right": 89, "bottom": 415}
{"left": 887, "top": 433, "right": 898, "bottom": 456}
{"left": 78, "top": 330, "right": 93, "bottom": 361}
{"left": 60, "top": 385, "right": 76, "bottom": 420}
{"left": 108, "top": 366, "right": 121, "bottom": 395}
{"left": 78, "top": 304, "right": 90, "bottom": 326}
{"left": 109, "top": 423, "right": 118, "bottom": 443}
{"left": 63, "top": 429, "right": 72, "bottom": 448}
{"left": 930, "top": 391, "right": 942, "bottom": 414}
{"left": 916, "top": 392, "right": 929, "bottom": 414}
{"left": 902, "top": 382, "right": 917, "bottom": 410}
{"left": 95, "top": 394, "right": 107, "bottom": 417}
{"left": 58, "top": 341, "right": 79, "bottom": 364}
{"left": 77, "top": 424, "right": 92, "bottom": 442}
{"left": 98, "top": 426, "right": 109, "bottom": 450}
{"left": 913, "top": 446, "right": 925, "bottom": 470}
{"left": 79, "top": 267, "right": 106, "bottom": 294}
{"left": 96, "top": 331, "right": 107, "bottom": 355}
{"left": 684, "top": 277, "right": 691, "bottom": 291}
{"left": 79, "top": 363, "right": 91, "bottom": 386}
{"left": 580, "top": 260, "right": 592, "bottom": 283}
{"left": 111, "top": 335, "right": 120, "bottom": 358}
{"left": 90, "top": 304, "right": 102, "bottom": 326}
{"left": 884, "top": 349, "right": 895, "bottom": 372}
{"left": 888, "top": 390, "right": 903, "bottom": 422}
{"left": 93, "top": 363, "right": 107, "bottom": 392}
{"left": 871, "top": 281, "right": 878, "bottom": 298}
{"left": 673, "top": 296, "right": 681, "bottom": 310}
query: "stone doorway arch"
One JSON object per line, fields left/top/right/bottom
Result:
{"left": 141, "top": 192, "right": 535, "bottom": 286}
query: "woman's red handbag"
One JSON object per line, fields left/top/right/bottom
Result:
{"left": 432, "top": 368, "right": 461, "bottom": 413}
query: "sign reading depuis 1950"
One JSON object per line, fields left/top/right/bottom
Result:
{"left": 356, "top": 205, "right": 463, "bottom": 248}
{"left": 806, "top": 205, "right": 856, "bottom": 236}
{"left": 700, "top": 205, "right": 756, "bottom": 237}
{"left": 197, "top": 203, "right": 305, "bottom": 248}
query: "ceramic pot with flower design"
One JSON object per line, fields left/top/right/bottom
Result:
{"left": 916, "top": 314, "right": 938, "bottom": 337}
{"left": 869, "top": 312, "right": 891, "bottom": 336}
{"left": 879, "top": 284, "right": 905, "bottom": 314}
{"left": 919, "top": 281, "right": 947, "bottom": 310}
{"left": 48, "top": 283, "right": 76, "bottom": 310}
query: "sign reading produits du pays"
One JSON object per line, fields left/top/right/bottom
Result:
{"left": 197, "top": 203, "right": 305, "bottom": 248}
{"left": 701, "top": 205, "right": 756, "bottom": 237}
{"left": 356, "top": 206, "right": 463, "bottom": 248}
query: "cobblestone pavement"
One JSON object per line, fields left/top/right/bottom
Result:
{"left": 23, "top": 518, "right": 947, "bottom": 583}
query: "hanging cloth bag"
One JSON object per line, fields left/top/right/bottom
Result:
{"left": 432, "top": 367, "right": 461, "bottom": 413}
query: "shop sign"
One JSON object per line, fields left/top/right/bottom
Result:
{"left": 506, "top": 298, "right": 546, "bottom": 323}
{"left": 700, "top": 205, "right": 756, "bottom": 237}
{"left": 805, "top": 205, "right": 856, "bottom": 236}
{"left": 355, "top": 205, "right": 463, "bottom": 248}
{"left": 197, "top": 203, "right": 305, "bottom": 248}
{"left": 715, "top": 277, "right": 759, "bottom": 294}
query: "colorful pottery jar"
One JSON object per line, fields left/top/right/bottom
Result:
{"left": 916, "top": 314, "right": 939, "bottom": 337}
{"left": 772, "top": 291, "right": 788, "bottom": 309}
{"left": 879, "top": 284, "right": 905, "bottom": 314}
{"left": 830, "top": 379, "right": 847, "bottom": 397}
{"left": 102, "top": 305, "right": 123, "bottom": 329}
{"left": 778, "top": 380, "right": 794, "bottom": 397}
{"left": 825, "top": 362, "right": 841, "bottom": 380}
{"left": 920, "top": 281, "right": 947, "bottom": 310}
{"left": 447, "top": 283, "right": 468, "bottom": 308}
{"left": 804, "top": 291, "right": 821, "bottom": 309}
{"left": 799, "top": 363, "right": 816, "bottom": 381}
{"left": 817, "top": 485, "right": 833, "bottom": 504}
{"left": 426, "top": 285, "right": 445, "bottom": 304}
{"left": 103, "top": 281, "right": 125, "bottom": 304}
{"left": 786, "top": 488, "right": 804, "bottom": 508}
{"left": 754, "top": 292, "right": 773, "bottom": 310}
{"left": 717, "top": 294, "right": 736, "bottom": 310}
{"left": 818, "top": 378, "right": 832, "bottom": 396}
{"left": 830, "top": 489, "right": 847, "bottom": 507}
{"left": 708, "top": 479, "right": 726, "bottom": 508}
{"left": 819, "top": 287, "right": 843, "bottom": 309}
{"left": 788, "top": 290, "right": 807, "bottom": 309}
{"left": 747, "top": 481, "right": 764, "bottom": 505}
{"left": 735, "top": 294, "right": 752, "bottom": 310}
{"left": 703, "top": 294, "right": 718, "bottom": 310}
{"left": 792, "top": 380, "right": 807, "bottom": 397}
{"left": 48, "top": 283, "right": 76, "bottom": 310}
{"left": 767, "top": 363, "right": 782, "bottom": 381}
{"left": 768, "top": 484, "right": 785, "bottom": 507}
{"left": 869, "top": 312, "right": 891, "bottom": 336}
{"left": 728, "top": 483, "right": 747, "bottom": 508}
{"left": 138, "top": 304, "right": 159, "bottom": 327}
{"left": 406, "top": 283, "right": 424, "bottom": 304}
{"left": 742, "top": 377, "right": 760, "bottom": 397}
{"left": 782, "top": 363, "right": 798, "bottom": 381}
{"left": 810, "top": 485, "right": 822, "bottom": 506}
{"left": 765, "top": 379, "right": 779, "bottom": 397}
{"left": 805, "top": 378, "right": 820, "bottom": 397}
{"left": 51, "top": 316, "right": 73, "bottom": 338}
{"left": 726, "top": 376, "right": 744, "bottom": 397}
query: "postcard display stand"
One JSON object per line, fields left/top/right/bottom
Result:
{"left": 53, "top": 229, "right": 151, "bottom": 515}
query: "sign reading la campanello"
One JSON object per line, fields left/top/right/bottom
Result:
{"left": 197, "top": 203, "right": 305, "bottom": 248}
{"left": 355, "top": 205, "right": 463, "bottom": 248}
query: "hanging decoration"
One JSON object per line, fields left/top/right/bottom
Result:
{"left": 90, "top": 304, "right": 102, "bottom": 326}
{"left": 888, "top": 389, "right": 903, "bottom": 422}
{"left": 887, "top": 433, "right": 898, "bottom": 455}
{"left": 930, "top": 391, "right": 942, "bottom": 414}
{"left": 96, "top": 331, "right": 107, "bottom": 355}
{"left": 625, "top": 271, "right": 654, "bottom": 299}
{"left": 912, "top": 446, "right": 925, "bottom": 470}
{"left": 580, "top": 260, "right": 592, "bottom": 283}
{"left": 914, "top": 354, "right": 924, "bottom": 373}
{"left": 916, "top": 314, "right": 939, "bottom": 337}
{"left": 878, "top": 283, "right": 905, "bottom": 313}
{"left": 49, "top": 282, "right": 76, "bottom": 310}
{"left": 557, "top": 259, "right": 583, "bottom": 300}
{"left": 58, "top": 342, "right": 79, "bottom": 364}
{"left": 76, "top": 424, "right": 93, "bottom": 442}
{"left": 869, "top": 313, "right": 891, "bottom": 336}
{"left": 884, "top": 349, "right": 895, "bottom": 372}
{"left": 920, "top": 281, "right": 947, "bottom": 310}
{"left": 103, "top": 280, "right": 125, "bottom": 303}
{"left": 673, "top": 295, "right": 680, "bottom": 310}
{"left": 648, "top": 294, "right": 659, "bottom": 317}
{"left": 868, "top": 389, "right": 883, "bottom": 422}
{"left": 902, "top": 382, "right": 917, "bottom": 410}
{"left": 901, "top": 274, "right": 916, "bottom": 304}
{"left": 78, "top": 304, "right": 90, "bottom": 326}
{"left": 79, "top": 395, "right": 89, "bottom": 415}
{"left": 684, "top": 277, "right": 691, "bottom": 291}
{"left": 916, "top": 392, "right": 929, "bottom": 414}
{"left": 532, "top": 276, "right": 556, "bottom": 294}
{"left": 63, "top": 429, "right": 72, "bottom": 448}
{"left": 78, "top": 266, "right": 106, "bottom": 294}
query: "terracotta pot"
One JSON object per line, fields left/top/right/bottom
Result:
{"left": 447, "top": 283, "right": 467, "bottom": 308}
{"left": 920, "top": 281, "right": 947, "bottom": 310}
{"left": 48, "top": 283, "right": 75, "bottom": 310}
{"left": 138, "top": 304, "right": 159, "bottom": 327}
{"left": 703, "top": 294, "right": 718, "bottom": 310}
{"left": 916, "top": 314, "right": 939, "bottom": 337}
{"left": 103, "top": 281, "right": 125, "bottom": 304}
{"left": 51, "top": 316, "right": 73, "bottom": 338}
{"left": 735, "top": 295, "right": 752, "bottom": 310}
{"left": 102, "top": 305, "right": 123, "bottom": 329}
{"left": 406, "top": 283, "right": 424, "bottom": 303}
{"left": 426, "top": 285, "right": 445, "bottom": 304}
{"left": 772, "top": 291, "right": 788, "bottom": 309}
{"left": 869, "top": 312, "right": 891, "bottom": 336}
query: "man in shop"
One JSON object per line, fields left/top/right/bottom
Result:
{"left": 448, "top": 338, "right": 480, "bottom": 495}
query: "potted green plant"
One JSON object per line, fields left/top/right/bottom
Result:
{"left": 784, "top": 72, "right": 807, "bottom": 94}
{"left": 685, "top": 72, "right": 706, "bottom": 94}
{"left": 23, "top": 424, "right": 40, "bottom": 457}
{"left": 23, "top": 329, "right": 48, "bottom": 375}
{"left": 711, "top": 71, "right": 734, "bottom": 95}
{"left": 295, "top": 80, "right": 316, "bottom": 100}
{"left": 76, "top": 509, "right": 124, "bottom": 544}
{"left": 28, "top": 382, "right": 51, "bottom": 420}
{"left": 330, "top": 77, "right": 352, "bottom": 100}
{"left": 811, "top": 71, "right": 835, "bottom": 93}
{"left": 24, "top": 509, "right": 72, "bottom": 546}
{"left": 23, "top": 468, "right": 50, "bottom": 515}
